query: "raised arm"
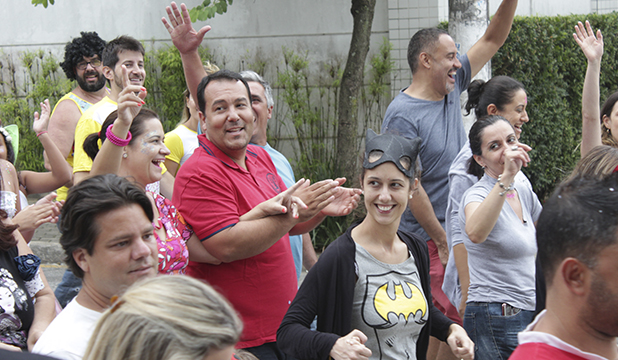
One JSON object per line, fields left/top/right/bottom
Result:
{"left": 464, "top": 144, "right": 530, "bottom": 243}
{"left": 467, "top": 0, "right": 518, "bottom": 77}
{"left": 574, "top": 20, "right": 604, "bottom": 157}
{"left": 162, "top": 2, "right": 211, "bottom": 107}
{"left": 90, "top": 68, "right": 147, "bottom": 177}
{"left": 20, "top": 100, "right": 72, "bottom": 195}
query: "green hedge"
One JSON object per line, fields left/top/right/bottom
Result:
{"left": 492, "top": 13, "right": 618, "bottom": 200}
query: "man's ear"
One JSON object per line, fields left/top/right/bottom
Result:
{"left": 102, "top": 66, "right": 114, "bottom": 82}
{"left": 420, "top": 52, "right": 432, "bottom": 69}
{"left": 73, "top": 248, "right": 90, "bottom": 274}
{"left": 198, "top": 111, "right": 207, "bottom": 133}
{"left": 560, "top": 257, "right": 590, "bottom": 297}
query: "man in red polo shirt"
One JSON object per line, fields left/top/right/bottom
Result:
{"left": 163, "top": 4, "right": 360, "bottom": 359}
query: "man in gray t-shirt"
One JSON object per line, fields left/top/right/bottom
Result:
{"left": 381, "top": 1, "right": 519, "bottom": 356}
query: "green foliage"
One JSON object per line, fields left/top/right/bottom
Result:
{"left": 31, "top": 0, "right": 54, "bottom": 8}
{"left": 144, "top": 44, "right": 214, "bottom": 132}
{"left": 0, "top": 50, "right": 71, "bottom": 171}
{"left": 188, "top": 0, "right": 233, "bottom": 22}
{"left": 492, "top": 13, "right": 618, "bottom": 200}
{"left": 275, "top": 45, "right": 391, "bottom": 249}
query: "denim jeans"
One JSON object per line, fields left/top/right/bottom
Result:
{"left": 53, "top": 269, "right": 82, "bottom": 308}
{"left": 464, "top": 302, "right": 535, "bottom": 360}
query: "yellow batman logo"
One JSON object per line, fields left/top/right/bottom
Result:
{"left": 373, "top": 282, "right": 426, "bottom": 323}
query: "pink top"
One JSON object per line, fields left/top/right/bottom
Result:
{"left": 152, "top": 193, "right": 191, "bottom": 275}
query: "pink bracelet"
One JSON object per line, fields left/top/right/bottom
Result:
{"left": 36, "top": 131, "right": 47, "bottom": 137}
{"left": 105, "top": 124, "right": 132, "bottom": 147}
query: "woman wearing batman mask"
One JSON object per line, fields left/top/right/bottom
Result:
{"left": 278, "top": 130, "right": 474, "bottom": 360}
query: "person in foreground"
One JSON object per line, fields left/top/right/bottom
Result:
{"left": 32, "top": 174, "right": 158, "bottom": 360}
{"left": 83, "top": 275, "right": 242, "bottom": 360}
{"left": 509, "top": 172, "right": 618, "bottom": 360}
{"left": 277, "top": 129, "right": 474, "bottom": 360}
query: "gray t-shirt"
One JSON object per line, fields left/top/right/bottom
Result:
{"left": 442, "top": 143, "right": 529, "bottom": 308}
{"left": 459, "top": 173, "right": 542, "bottom": 310}
{"left": 381, "top": 54, "right": 472, "bottom": 241}
{"left": 351, "top": 244, "right": 428, "bottom": 359}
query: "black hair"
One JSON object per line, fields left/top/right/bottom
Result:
{"left": 537, "top": 173, "right": 618, "bottom": 286}
{"left": 0, "top": 129, "right": 15, "bottom": 165}
{"left": 83, "top": 108, "right": 159, "bottom": 161}
{"left": 467, "top": 115, "right": 512, "bottom": 179}
{"left": 465, "top": 76, "right": 525, "bottom": 117}
{"left": 60, "top": 32, "right": 106, "bottom": 81}
{"left": 59, "top": 174, "right": 154, "bottom": 278}
{"left": 407, "top": 28, "right": 449, "bottom": 74}
{"left": 102, "top": 35, "right": 145, "bottom": 69}
{"left": 196, "top": 69, "right": 252, "bottom": 114}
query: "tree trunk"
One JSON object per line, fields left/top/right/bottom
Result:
{"left": 335, "top": 0, "right": 377, "bottom": 184}
{"left": 449, "top": 0, "right": 490, "bottom": 132}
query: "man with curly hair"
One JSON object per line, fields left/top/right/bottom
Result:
{"left": 47, "top": 31, "right": 109, "bottom": 203}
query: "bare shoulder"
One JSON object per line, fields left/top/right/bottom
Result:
{"left": 50, "top": 98, "right": 83, "bottom": 128}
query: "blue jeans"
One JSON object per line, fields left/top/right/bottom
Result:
{"left": 54, "top": 269, "right": 82, "bottom": 308}
{"left": 464, "top": 302, "right": 534, "bottom": 360}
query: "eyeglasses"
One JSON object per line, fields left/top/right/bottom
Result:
{"left": 76, "top": 59, "right": 102, "bottom": 70}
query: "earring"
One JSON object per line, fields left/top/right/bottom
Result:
{"left": 409, "top": 194, "right": 413, "bottom": 200}
{"left": 481, "top": 165, "right": 486, "bottom": 170}
{"left": 122, "top": 153, "right": 128, "bottom": 159}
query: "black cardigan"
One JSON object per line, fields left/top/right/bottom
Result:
{"left": 277, "top": 224, "right": 453, "bottom": 359}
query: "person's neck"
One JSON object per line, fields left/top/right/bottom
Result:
{"left": 223, "top": 148, "right": 248, "bottom": 170}
{"left": 108, "top": 85, "right": 122, "bottom": 102}
{"left": 250, "top": 130, "right": 267, "bottom": 146}
{"left": 184, "top": 116, "right": 199, "bottom": 133}
{"left": 536, "top": 304, "right": 618, "bottom": 359}
{"left": 352, "top": 218, "right": 400, "bottom": 251}
{"left": 75, "top": 280, "right": 111, "bottom": 313}
{"left": 404, "top": 78, "right": 445, "bottom": 102}
{"left": 72, "top": 86, "right": 109, "bottom": 104}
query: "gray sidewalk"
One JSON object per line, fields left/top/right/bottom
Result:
{"left": 30, "top": 221, "right": 64, "bottom": 265}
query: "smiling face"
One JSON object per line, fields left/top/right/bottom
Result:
{"left": 493, "top": 89, "right": 529, "bottom": 139}
{"left": 121, "top": 118, "right": 169, "bottom": 187}
{"left": 75, "top": 204, "right": 157, "bottom": 302}
{"left": 247, "top": 81, "right": 272, "bottom": 145}
{"left": 473, "top": 120, "right": 518, "bottom": 178}
{"left": 75, "top": 55, "right": 106, "bottom": 93}
{"left": 105, "top": 50, "right": 145, "bottom": 93}
{"left": 428, "top": 34, "right": 461, "bottom": 97}
{"left": 201, "top": 79, "right": 255, "bottom": 161}
{"left": 362, "top": 162, "right": 415, "bottom": 228}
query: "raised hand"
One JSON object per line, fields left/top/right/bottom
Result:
{"left": 574, "top": 20, "right": 603, "bottom": 63}
{"left": 239, "top": 179, "right": 309, "bottom": 221}
{"left": 321, "top": 178, "right": 362, "bottom": 217}
{"left": 504, "top": 142, "right": 532, "bottom": 178}
{"left": 33, "top": 99, "right": 51, "bottom": 134}
{"left": 116, "top": 65, "right": 147, "bottom": 127}
{"left": 161, "top": 2, "right": 211, "bottom": 55}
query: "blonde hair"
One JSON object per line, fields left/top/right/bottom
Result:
{"left": 566, "top": 145, "right": 618, "bottom": 182}
{"left": 83, "top": 275, "right": 242, "bottom": 360}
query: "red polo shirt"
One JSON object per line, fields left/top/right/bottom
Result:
{"left": 173, "top": 135, "right": 297, "bottom": 348}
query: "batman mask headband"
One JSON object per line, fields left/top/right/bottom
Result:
{"left": 363, "top": 129, "right": 422, "bottom": 178}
